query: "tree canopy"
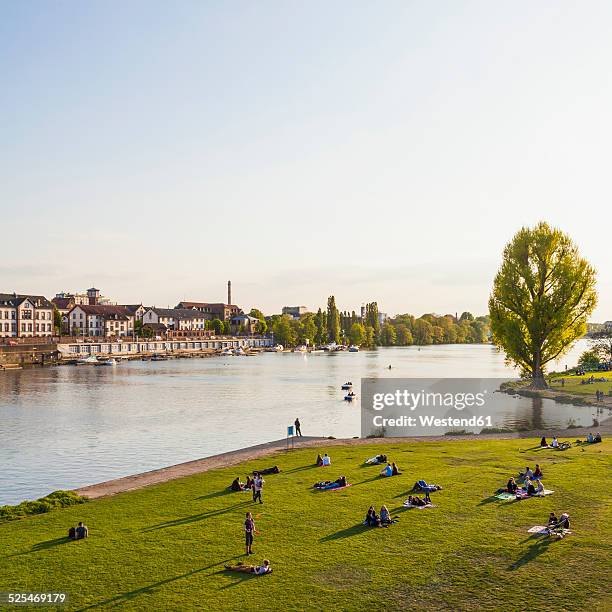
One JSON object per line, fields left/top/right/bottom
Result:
{"left": 489, "top": 222, "right": 597, "bottom": 387}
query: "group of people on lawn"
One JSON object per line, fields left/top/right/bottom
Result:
{"left": 506, "top": 464, "right": 545, "bottom": 496}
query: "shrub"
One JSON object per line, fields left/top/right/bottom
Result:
{"left": 0, "top": 490, "right": 87, "bottom": 523}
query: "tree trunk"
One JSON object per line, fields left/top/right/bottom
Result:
{"left": 529, "top": 349, "right": 548, "bottom": 389}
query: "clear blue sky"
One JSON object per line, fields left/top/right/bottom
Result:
{"left": 1, "top": 1, "right": 611, "bottom": 319}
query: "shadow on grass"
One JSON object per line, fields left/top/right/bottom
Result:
{"left": 219, "top": 571, "right": 268, "bottom": 589}
{"left": 509, "top": 537, "right": 554, "bottom": 570}
{"left": 143, "top": 501, "right": 252, "bottom": 531}
{"left": 7, "top": 536, "right": 71, "bottom": 558}
{"left": 77, "top": 558, "right": 237, "bottom": 610}
{"left": 319, "top": 524, "right": 368, "bottom": 542}
{"left": 195, "top": 489, "right": 235, "bottom": 500}
{"left": 283, "top": 464, "right": 319, "bottom": 474}
{"left": 478, "top": 495, "right": 502, "bottom": 506}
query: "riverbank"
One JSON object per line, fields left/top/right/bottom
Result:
{"left": 76, "top": 420, "right": 612, "bottom": 499}
{"left": 3, "top": 438, "right": 610, "bottom": 611}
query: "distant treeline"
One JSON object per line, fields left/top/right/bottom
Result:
{"left": 260, "top": 297, "right": 490, "bottom": 348}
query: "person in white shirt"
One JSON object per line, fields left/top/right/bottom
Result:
{"left": 551, "top": 437, "right": 559, "bottom": 448}
{"left": 322, "top": 453, "right": 331, "bottom": 466}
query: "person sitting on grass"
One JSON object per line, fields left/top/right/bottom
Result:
{"left": 520, "top": 466, "right": 534, "bottom": 480}
{"left": 559, "top": 513, "right": 570, "bottom": 529}
{"left": 547, "top": 512, "right": 558, "bottom": 528}
{"left": 587, "top": 432, "right": 594, "bottom": 443}
{"left": 380, "top": 463, "right": 393, "bottom": 477}
{"left": 245, "top": 475, "right": 254, "bottom": 490}
{"left": 365, "top": 506, "right": 380, "bottom": 527}
{"left": 507, "top": 477, "right": 518, "bottom": 494}
{"left": 540, "top": 436, "right": 548, "bottom": 447}
{"left": 391, "top": 462, "right": 401, "bottom": 476}
{"left": 230, "top": 477, "right": 245, "bottom": 492}
{"left": 551, "top": 437, "right": 559, "bottom": 448}
{"left": 535, "top": 480, "right": 545, "bottom": 495}
{"left": 316, "top": 454, "right": 323, "bottom": 466}
{"left": 224, "top": 559, "right": 272, "bottom": 575}
{"left": 533, "top": 464, "right": 543, "bottom": 479}
{"left": 322, "top": 453, "right": 331, "bottom": 466}
{"left": 594, "top": 432, "right": 602, "bottom": 443}
{"left": 380, "top": 505, "right": 392, "bottom": 524}
{"left": 75, "top": 522, "right": 88, "bottom": 540}
{"left": 525, "top": 478, "right": 536, "bottom": 496}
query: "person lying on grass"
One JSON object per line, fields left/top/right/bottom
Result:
{"left": 314, "top": 476, "right": 347, "bottom": 489}
{"left": 366, "top": 454, "right": 388, "bottom": 465}
{"left": 405, "top": 495, "right": 429, "bottom": 507}
{"left": 224, "top": 559, "right": 272, "bottom": 575}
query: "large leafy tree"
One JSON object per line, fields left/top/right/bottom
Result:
{"left": 489, "top": 222, "right": 597, "bottom": 388}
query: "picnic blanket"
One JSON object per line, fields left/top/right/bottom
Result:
{"left": 528, "top": 525, "right": 571, "bottom": 536}
{"left": 496, "top": 489, "right": 553, "bottom": 500}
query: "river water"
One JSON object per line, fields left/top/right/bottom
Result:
{"left": 0, "top": 342, "right": 602, "bottom": 504}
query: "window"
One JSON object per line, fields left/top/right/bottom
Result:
{"left": 28, "top": 323, "right": 32, "bottom": 332}
{"left": 22, "top": 309, "right": 32, "bottom": 320}
{"left": 21, "top": 323, "right": 26, "bottom": 332}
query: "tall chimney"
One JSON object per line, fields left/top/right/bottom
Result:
{"left": 227, "top": 280, "right": 232, "bottom": 305}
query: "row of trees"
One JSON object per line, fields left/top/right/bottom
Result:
{"left": 265, "top": 298, "right": 490, "bottom": 349}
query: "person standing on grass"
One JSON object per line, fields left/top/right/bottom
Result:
{"left": 244, "top": 511, "right": 255, "bottom": 555}
{"left": 253, "top": 473, "right": 264, "bottom": 504}
{"left": 294, "top": 418, "right": 302, "bottom": 437}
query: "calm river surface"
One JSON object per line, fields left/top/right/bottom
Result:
{"left": 0, "top": 342, "right": 600, "bottom": 504}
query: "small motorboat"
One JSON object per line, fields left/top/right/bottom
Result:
{"left": 151, "top": 354, "right": 168, "bottom": 361}
{"left": 76, "top": 355, "right": 98, "bottom": 365}
{"left": 96, "top": 358, "right": 116, "bottom": 366}
{"left": 344, "top": 392, "right": 356, "bottom": 401}
{"left": 348, "top": 345, "right": 359, "bottom": 352}
{"left": 341, "top": 382, "right": 353, "bottom": 390}
{"left": 294, "top": 345, "right": 307, "bottom": 353}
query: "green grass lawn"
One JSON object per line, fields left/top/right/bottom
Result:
{"left": 548, "top": 372, "right": 612, "bottom": 397}
{"left": 1, "top": 439, "right": 611, "bottom": 611}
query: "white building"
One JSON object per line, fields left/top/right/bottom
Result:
{"left": 0, "top": 293, "right": 54, "bottom": 338}
{"left": 142, "top": 307, "right": 208, "bottom": 331}
{"left": 282, "top": 306, "right": 308, "bottom": 319}
{"left": 68, "top": 305, "right": 135, "bottom": 337}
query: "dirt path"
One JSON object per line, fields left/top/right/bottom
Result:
{"left": 75, "top": 418, "right": 611, "bottom": 500}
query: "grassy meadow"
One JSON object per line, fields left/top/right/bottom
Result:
{"left": 0, "top": 438, "right": 610, "bottom": 611}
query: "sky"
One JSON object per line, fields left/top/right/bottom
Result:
{"left": 1, "top": 1, "right": 611, "bottom": 319}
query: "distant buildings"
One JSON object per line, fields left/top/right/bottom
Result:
{"left": 142, "top": 307, "right": 208, "bottom": 332}
{"left": 175, "top": 302, "right": 241, "bottom": 321}
{"left": 605, "top": 321, "right": 612, "bottom": 331}
{"left": 230, "top": 313, "right": 259, "bottom": 334}
{"left": 282, "top": 306, "right": 308, "bottom": 319}
{"left": 68, "top": 305, "right": 135, "bottom": 337}
{"left": 55, "top": 287, "right": 115, "bottom": 307}
{"left": 0, "top": 293, "right": 54, "bottom": 338}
